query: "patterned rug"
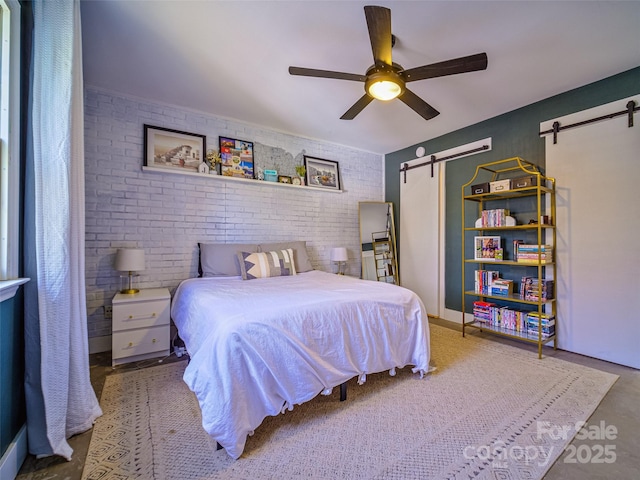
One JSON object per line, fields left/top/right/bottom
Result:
{"left": 81, "top": 324, "right": 617, "bottom": 479}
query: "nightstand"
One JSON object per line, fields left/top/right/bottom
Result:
{"left": 111, "top": 288, "right": 171, "bottom": 366}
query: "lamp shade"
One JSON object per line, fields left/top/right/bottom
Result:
{"left": 114, "top": 248, "right": 146, "bottom": 272}
{"left": 330, "top": 247, "right": 348, "bottom": 263}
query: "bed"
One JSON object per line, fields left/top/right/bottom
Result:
{"left": 170, "top": 242, "right": 431, "bottom": 459}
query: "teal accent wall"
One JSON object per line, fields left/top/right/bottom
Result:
{"left": 385, "top": 66, "right": 640, "bottom": 311}
{"left": 0, "top": 291, "right": 26, "bottom": 457}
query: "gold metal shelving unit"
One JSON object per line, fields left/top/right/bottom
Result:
{"left": 461, "top": 157, "right": 557, "bottom": 358}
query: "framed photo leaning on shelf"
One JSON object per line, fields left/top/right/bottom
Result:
{"left": 304, "top": 156, "right": 341, "bottom": 191}
{"left": 143, "top": 125, "right": 206, "bottom": 173}
{"left": 219, "top": 136, "right": 254, "bottom": 179}
{"left": 474, "top": 236, "right": 501, "bottom": 261}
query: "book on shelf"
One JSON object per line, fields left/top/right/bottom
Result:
{"left": 473, "top": 300, "right": 495, "bottom": 323}
{"left": 472, "top": 302, "right": 529, "bottom": 332}
{"left": 521, "top": 278, "right": 554, "bottom": 301}
{"left": 474, "top": 269, "right": 499, "bottom": 294}
{"left": 513, "top": 239, "right": 524, "bottom": 261}
{"left": 516, "top": 245, "right": 553, "bottom": 263}
{"left": 490, "top": 278, "right": 513, "bottom": 297}
{"left": 526, "top": 312, "right": 556, "bottom": 337}
{"left": 480, "top": 209, "right": 510, "bottom": 227}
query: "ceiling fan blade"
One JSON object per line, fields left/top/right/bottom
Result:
{"left": 364, "top": 5, "right": 392, "bottom": 66}
{"left": 402, "top": 53, "right": 488, "bottom": 83}
{"left": 289, "top": 66, "right": 366, "bottom": 82}
{"left": 340, "top": 94, "right": 375, "bottom": 120}
{"left": 398, "top": 88, "right": 440, "bottom": 121}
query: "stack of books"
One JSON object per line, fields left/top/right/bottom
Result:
{"left": 516, "top": 244, "right": 553, "bottom": 263}
{"left": 473, "top": 301, "right": 528, "bottom": 332}
{"left": 490, "top": 278, "right": 514, "bottom": 297}
{"left": 526, "top": 312, "right": 556, "bottom": 337}
{"left": 500, "top": 308, "right": 528, "bottom": 332}
{"left": 480, "top": 208, "right": 510, "bottom": 227}
{"left": 473, "top": 301, "right": 495, "bottom": 324}
{"left": 520, "top": 277, "right": 555, "bottom": 301}
{"left": 474, "top": 270, "right": 499, "bottom": 294}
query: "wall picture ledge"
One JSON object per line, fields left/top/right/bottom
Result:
{"left": 304, "top": 155, "right": 341, "bottom": 191}
{"left": 141, "top": 165, "right": 343, "bottom": 193}
{"left": 143, "top": 124, "right": 207, "bottom": 173}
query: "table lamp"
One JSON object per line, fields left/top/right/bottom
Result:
{"left": 114, "top": 248, "right": 145, "bottom": 294}
{"left": 330, "top": 247, "right": 348, "bottom": 275}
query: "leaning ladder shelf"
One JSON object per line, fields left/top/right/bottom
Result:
{"left": 372, "top": 231, "right": 399, "bottom": 284}
{"left": 461, "top": 157, "right": 557, "bottom": 358}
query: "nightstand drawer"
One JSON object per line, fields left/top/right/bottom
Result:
{"left": 112, "top": 325, "right": 170, "bottom": 361}
{"left": 113, "top": 299, "right": 169, "bottom": 331}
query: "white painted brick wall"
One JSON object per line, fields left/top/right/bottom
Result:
{"left": 84, "top": 87, "right": 384, "bottom": 341}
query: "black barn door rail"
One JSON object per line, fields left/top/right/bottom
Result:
{"left": 400, "top": 145, "right": 489, "bottom": 182}
{"left": 540, "top": 100, "right": 638, "bottom": 144}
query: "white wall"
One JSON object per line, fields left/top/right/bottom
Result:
{"left": 84, "top": 87, "right": 383, "bottom": 344}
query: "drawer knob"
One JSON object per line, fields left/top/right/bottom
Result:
{"left": 128, "top": 315, "right": 133, "bottom": 319}
{"left": 128, "top": 342, "right": 133, "bottom": 347}
{"left": 152, "top": 313, "right": 156, "bottom": 317}
{"left": 152, "top": 338, "right": 157, "bottom": 343}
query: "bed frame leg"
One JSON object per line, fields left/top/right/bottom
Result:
{"left": 340, "top": 382, "right": 347, "bottom": 401}
{"left": 216, "top": 441, "right": 223, "bottom": 451}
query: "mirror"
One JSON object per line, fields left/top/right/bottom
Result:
{"left": 358, "top": 201, "right": 399, "bottom": 284}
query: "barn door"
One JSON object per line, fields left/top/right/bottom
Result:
{"left": 400, "top": 160, "right": 441, "bottom": 318}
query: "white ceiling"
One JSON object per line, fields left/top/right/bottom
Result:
{"left": 80, "top": 1, "right": 640, "bottom": 154}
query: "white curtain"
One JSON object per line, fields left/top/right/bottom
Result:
{"left": 24, "top": 0, "right": 102, "bottom": 459}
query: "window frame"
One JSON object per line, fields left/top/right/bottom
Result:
{"left": 0, "top": 0, "right": 24, "bottom": 295}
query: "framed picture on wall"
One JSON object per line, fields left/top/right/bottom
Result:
{"left": 143, "top": 124, "right": 206, "bottom": 173}
{"left": 219, "top": 136, "right": 254, "bottom": 179}
{"left": 304, "top": 155, "right": 341, "bottom": 191}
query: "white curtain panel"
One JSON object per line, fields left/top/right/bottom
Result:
{"left": 26, "top": 0, "right": 102, "bottom": 459}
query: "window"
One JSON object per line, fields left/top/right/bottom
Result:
{"left": 0, "top": 0, "right": 23, "bottom": 297}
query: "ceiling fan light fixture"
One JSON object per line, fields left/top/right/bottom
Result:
{"left": 367, "top": 79, "right": 402, "bottom": 101}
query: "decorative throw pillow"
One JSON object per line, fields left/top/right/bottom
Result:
{"left": 198, "top": 243, "right": 259, "bottom": 277}
{"left": 258, "top": 241, "right": 314, "bottom": 272}
{"left": 237, "top": 249, "right": 297, "bottom": 280}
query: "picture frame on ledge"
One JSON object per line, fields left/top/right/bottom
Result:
{"left": 474, "top": 236, "right": 501, "bottom": 261}
{"left": 304, "top": 155, "right": 341, "bottom": 191}
{"left": 143, "top": 125, "right": 206, "bottom": 173}
{"left": 219, "top": 136, "right": 254, "bottom": 179}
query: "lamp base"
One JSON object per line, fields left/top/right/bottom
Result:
{"left": 120, "top": 273, "right": 140, "bottom": 295}
{"left": 120, "top": 288, "right": 140, "bottom": 295}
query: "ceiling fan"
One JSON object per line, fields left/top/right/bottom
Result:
{"left": 289, "top": 5, "right": 488, "bottom": 121}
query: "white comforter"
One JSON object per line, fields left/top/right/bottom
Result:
{"left": 171, "top": 270, "right": 430, "bottom": 459}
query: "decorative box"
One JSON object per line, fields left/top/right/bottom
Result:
{"left": 470, "top": 182, "right": 490, "bottom": 195}
{"left": 264, "top": 169, "right": 278, "bottom": 182}
{"left": 511, "top": 175, "right": 538, "bottom": 189}
{"left": 489, "top": 179, "right": 511, "bottom": 193}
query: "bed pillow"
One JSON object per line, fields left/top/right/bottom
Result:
{"left": 237, "top": 249, "right": 297, "bottom": 280}
{"left": 199, "top": 243, "right": 259, "bottom": 277}
{"left": 258, "top": 241, "right": 313, "bottom": 272}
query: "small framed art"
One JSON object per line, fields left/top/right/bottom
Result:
{"left": 474, "top": 236, "right": 501, "bottom": 261}
{"left": 143, "top": 125, "right": 206, "bottom": 173}
{"left": 219, "top": 136, "right": 254, "bottom": 179}
{"left": 304, "top": 155, "right": 341, "bottom": 191}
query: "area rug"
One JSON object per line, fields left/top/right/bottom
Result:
{"left": 81, "top": 324, "right": 617, "bottom": 480}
